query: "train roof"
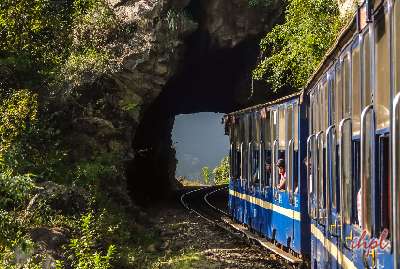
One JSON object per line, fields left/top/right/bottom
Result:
{"left": 226, "top": 91, "right": 302, "bottom": 116}
{"left": 226, "top": 1, "right": 368, "bottom": 117}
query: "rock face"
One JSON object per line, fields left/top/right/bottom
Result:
{"left": 200, "top": 0, "right": 283, "bottom": 48}
{"left": 63, "top": 0, "right": 284, "bottom": 202}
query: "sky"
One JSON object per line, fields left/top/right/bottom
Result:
{"left": 172, "top": 112, "right": 229, "bottom": 180}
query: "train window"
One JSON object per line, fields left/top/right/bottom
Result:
{"left": 362, "top": 31, "right": 372, "bottom": 107}
{"left": 255, "top": 112, "right": 261, "bottom": 144}
{"left": 287, "top": 105, "right": 293, "bottom": 193}
{"left": 278, "top": 106, "right": 286, "bottom": 150}
{"left": 311, "top": 96, "right": 316, "bottom": 133}
{"left": 343, "top": 54, "right": 351, "bottom": 117}
{"left": 361, "top": 109, "right": 374, "bottom": 234}
{"left": 325, "top": 82, "right": 329, "bottom": 128}
{"left": 317, "top": 132, "right": 325, "bottom": 222}
{"left": 235, "top": 120, "right": 241, "bottom": 179}
{"left": 294, "top": 103, "right": 299, "bottom": 151}
{"left": 378, "top": 135, "right": 391, "bottom": 232}
{"left": 319, "top": 88, "right": 324, "bottom": 131}
{"left": 287, "top": 105, "right": 293, "bottom": 143}
{"left": 335, "top": 63, "right": 343, "bottom": 126}
{"left": 342, "top": 123, "right": 353, "bottom": 225}
{"left": 352, "top": 44, "right": 361, "bottom": 136}
{"left": 243, "top": 115, "right": 250, "bottom": 180}
{"left": 395, "top": 0, "right": 400, "bottom": 95}
{"left": 263, "top": 110, "right": 272, "bottom": 187}
{"left": 375, "top": 12, "right": 391, "bottom": 130}
{"left": 329, "top": 75, "right": 335, "bottom": 126}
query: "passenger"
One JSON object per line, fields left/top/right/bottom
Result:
{"left": 276, "top": 159, "right": 287, "bottom": 190}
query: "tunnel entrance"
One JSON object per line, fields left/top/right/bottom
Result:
{"left": 172, "top": 112, "right": 229, "bottom": 184}
{"left": 127, "top": 25, "right": 278, "bottom": 205}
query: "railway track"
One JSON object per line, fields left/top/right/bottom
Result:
{"left": 179, "top": 185, "right": 304, "bottom": 268}
{"left": 180, "top": 185, "right": 235, "bottom": 233}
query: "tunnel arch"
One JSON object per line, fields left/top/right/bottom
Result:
{"left": 126, "top": 2, "right": 287, "bottom": 205}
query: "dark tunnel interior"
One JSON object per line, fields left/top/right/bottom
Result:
{"left": 126, "top": 23, "right": 277, "bottom": 205}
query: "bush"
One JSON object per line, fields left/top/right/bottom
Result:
{"left": 0, "top": 173, "right": 35, "bottom": 210}
{"left": 62, "top": 212, "right": 116, "bottom": 269}
{"left": 0, "top": 89, "right": 38, "bottom": 157}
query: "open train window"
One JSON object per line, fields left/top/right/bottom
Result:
{"left": 375, "top": 10, "right": 391, "bottom": 130}
{"left": 264, "top": 109, "right": 272, "bottom": 187}
{"left": 278, "top": 106, "right": 286, "bottom": 151}
{"left": 341, "top": 121, "right": 353, "bottom": 226}
{"left": 322, "top": 81, "right": 329, "bottom": 131}
{"left": 343, "top": 54, "right": 352, "bottom": 118}
{"left": 335, "top": 63, "right": 343, "bottom": 126}
{"left": 352, "top": 41, "right": 361, "bottom": 136}
{"left": 378, "top": 135, "right": 391, "bottom": 233}
{"left": 362, "top": 30, "right": 372, "bottom": 107}
{"left": 329, "top": 74, "right": 335, "bottom": 126}
{"left": 270, "top": 109, "right": 279, "bottom": 187}
{"left": 395, "top": 0, "right": 400, "bottom": 95}
{"left": 286, "top": 105, "right": 294, "bottom": 193}
{"left": 241, "top": 115, "right": 249, "bottom": 180}
{"left": 293, "top": 103, "right": 299, "bottom": 193}
{"left": 251, "top": 112, "right": 261, "bottom": 186}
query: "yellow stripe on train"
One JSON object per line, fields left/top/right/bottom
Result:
{"left": 310, "top": 224, "right": 356, "bottom": 269}
{"left": 229, "top": 189, "right": 301, "bottom": 221}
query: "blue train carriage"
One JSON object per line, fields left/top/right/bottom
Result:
{"left": 306, "top": 0, "right": 400, "bottom": 268}
{"left": 224, "top": 92, "right": 311, "bottom": 259}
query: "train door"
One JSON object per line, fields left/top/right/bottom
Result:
{"left": 325, "top": 72, "right": 340, "bottom": 269}
{"left": 260, "top": 107, "right": 272, "bottom": 238}
{"left": 288, "top": 101, "right": 301, "bottom": 253}
{"left": 371, "top": 3, "right": 392, "bottom": 267}
{"left": 269, "top": 107, "right": 279, "bottom": 239}
{"left": 272, "top": 105, "right": 290, "bottom": 245}
{"left": 286, "top": 103, "right": 296, "bottom": 251}
{"left": 317, "top": 82, "right": 329, "bottom": 268}
{"left": 393, "top": 93, "right": 400, "bottom": 268}
{"left": 309, "top": 87, "right": 326, "bottom": 269}
{"left": 250, "top": 111, "right": 263, "bottom": 233}
{"left": 392, "top": 0, "right": 400, "bottom": 266}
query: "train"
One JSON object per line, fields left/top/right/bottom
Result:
{"left": 223, "top": 0, "right": 400, "bottom": 268}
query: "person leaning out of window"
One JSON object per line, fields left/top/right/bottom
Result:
{"left": 276, "top": 159, "right": 286, "bottom": 190}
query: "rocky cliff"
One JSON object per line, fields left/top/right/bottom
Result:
{"left": 60, "top": 0, "right": 284, "bottom": 202}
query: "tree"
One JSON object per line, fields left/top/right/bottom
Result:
{"left": 252, "top": 0, "right": 344, "bottom": 92}
{"left": 213, "top": 156, "right": 230, "bottom": 185}
{"left": 201, "top": 166, "right": 212, "bottom": 185}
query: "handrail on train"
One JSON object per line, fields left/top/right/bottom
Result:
{"left": 315, "top": 131, "right": 324, "bottom": 221}
{"left": 325, "top": 125, "right": 336, "bottom": 227}
{"left": 248, "top": 141, "right": 253, "bottom": 190}
{"left": 360, "top": 104, "right": 375, "bottom": 236}
{"left": 339, "top": 117, "right": 351, "bottom": 245}
{"left": 392, "top": 92, "right": 400, "bottom": 269}
{"left": 287, "top": 139, "right": 294, "bottom": 202}
{"left": 272, "top": 139, "right": 279, "bottom": 198}
{"left": 306, "top": 134, "right": 316, "bottom": 218}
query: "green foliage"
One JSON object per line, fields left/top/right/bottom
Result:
{"left": 63, "top": 49, "right": 111, "bottom": 87}
{"left": 213, "top": 156, "right": 230, "bottom": 185}
{"left": 201, "top": 167, "right": 212, "bottom": 185}
{"left": 65, "top": 212, "right": 116, "bottom": 269}
{"left": 0, "top": 90, "right": 38, "bottom": 156}
{"left": 253, "top": 0, "right": 343, "bottom": 91}
{"left": 0, "top": 173, "right": 35, "bottom": 210}
{"left": 0, "top": 0, "right": 73, "bottom": 79}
